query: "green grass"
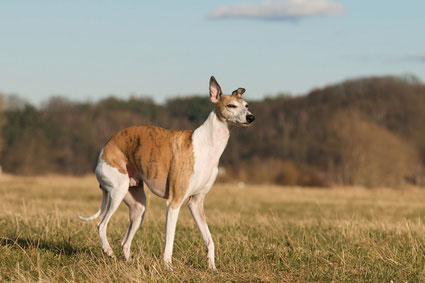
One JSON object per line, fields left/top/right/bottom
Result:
{"left": 1, "top": 175, "right": 425, "bottom": 282}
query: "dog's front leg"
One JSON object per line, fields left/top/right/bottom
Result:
{"left": 188, "top": 194, "right": 216, "bottom": 270}
{"left": 163, "top": 203, "right": 182, "bottom": 268}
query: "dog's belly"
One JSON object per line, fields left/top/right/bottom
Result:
{"left": 126, "top": 160, "right": 169, "bottom": 198}
{"left": 142, "top": 177, "right": 168, "bottom": 198}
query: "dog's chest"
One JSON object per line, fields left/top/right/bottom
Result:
{"left": 189, "top": 146, "right": 220, "bottom": 194}
{"left": 186, "top": 122, "right": 228, "bottom": 196}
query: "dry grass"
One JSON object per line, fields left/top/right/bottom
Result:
{"left": 1, "top": 174, "right": 425, "bottom": 282}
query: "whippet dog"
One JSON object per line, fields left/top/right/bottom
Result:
{"left": 78, "top": 76, "right": 255, "bottom": 270}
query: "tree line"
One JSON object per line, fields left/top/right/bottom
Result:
{"left": 1, "top": 75, "right": 424, "bottom": 187}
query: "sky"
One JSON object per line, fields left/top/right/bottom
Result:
{"left": 1, "top": 0, "right": 424, "bottom": 106}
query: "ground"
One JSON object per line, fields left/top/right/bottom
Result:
{"left": 1, "top": 174, "right": 425, "bottom": 282}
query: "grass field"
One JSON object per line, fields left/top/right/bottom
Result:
{"left": 1, "top": 174, "right": 425, "bottom": 282}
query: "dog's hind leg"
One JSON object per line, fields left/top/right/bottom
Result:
{"left": 96, "top": 162, "right": 129, "bottom": 258}
{"left": 121, "top": 184, "right": 146, "bottom": 261}
{"left": 97, "top": 183, "right": 128, "bottom": 257}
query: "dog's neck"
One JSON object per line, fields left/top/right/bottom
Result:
{"left": 192, "top": 111, "right": 230, "bottom": 162}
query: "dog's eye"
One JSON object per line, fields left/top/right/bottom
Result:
{"left": 245, "top": 104, "right": 249, "bottom": 108}
{"left": 226, "top": 104, "right": 237, "bottom": 108}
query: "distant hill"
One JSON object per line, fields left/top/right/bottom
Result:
{"left": 229, "top": 75, "right": 425, "bottom": 186}
{"left": 1, "top": 75, "right": 424, "bottom": 187}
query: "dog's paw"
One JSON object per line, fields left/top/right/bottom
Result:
{"left": 207, "top": 257, "right": 217, "bottom": 271}
{"left": 122, "top": 246, "right": 131, "bottom": 261}
{"left": 103, "top": 247, "right": 115, "bottom": 258}
{"left": 164, "top": 259, "right": 173, "bottom": 271}
{"left": 208, "top": 263, "right": 217, "bottom": 271}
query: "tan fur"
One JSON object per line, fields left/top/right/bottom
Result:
{"left": 101, "top": 126, "right": 194, "bottom": 208}
{"left": 214, "top": 95, "right": 244, "bottom": 121}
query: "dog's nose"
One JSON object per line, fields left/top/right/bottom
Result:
{"left": 246, "top": 114, "right": 255, "bottom": 123}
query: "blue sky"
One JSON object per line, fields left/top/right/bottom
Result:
{"left": 1, "top": 0, "right": 424, "bottom": 105}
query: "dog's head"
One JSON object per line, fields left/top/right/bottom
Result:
{"left": 209, "top": 76, "right": 255, "bottom": 127}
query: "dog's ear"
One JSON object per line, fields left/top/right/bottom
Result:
{"left": 232, "top": 88, "right": 245, "bottom": 98}
{"left": 209, "top": 76, "right": 222, "bottom": 103}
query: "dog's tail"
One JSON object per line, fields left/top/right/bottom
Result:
{"left": 78, "top": 189, "right": 108, "bottom": 221}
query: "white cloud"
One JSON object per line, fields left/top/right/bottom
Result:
{"left": 208, "top": 0, "right": 344, "bottom": 21}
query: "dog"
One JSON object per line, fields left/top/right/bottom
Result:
{"left": 78, "top": 76, "right": 255, "bottom": 270}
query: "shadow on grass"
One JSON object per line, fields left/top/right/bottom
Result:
{"left": 0, "top": 236, "right": 95, "bottom": 256}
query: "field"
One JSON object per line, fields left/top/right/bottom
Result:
{"left": 1, "top": 175, "right": 425, "bottom": 282}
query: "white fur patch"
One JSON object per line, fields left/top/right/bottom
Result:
{"left": 95, "top": 149, "right": 129, "bottom": 192}
{"left": 186, "top": 111, "right": 230, "bottom": 197}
